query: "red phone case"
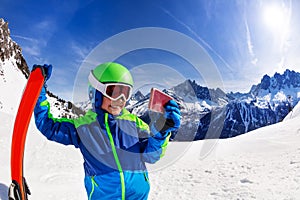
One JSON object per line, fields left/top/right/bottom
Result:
{"left": 148, "top": 88, "right": 173, "bottom": 113}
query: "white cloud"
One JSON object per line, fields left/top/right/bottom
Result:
{"left": 11, "top": 34, "right": 42, "bottom": 56}
{"left": 130, "top": 63, "right": 186, "bottom": 94}
{"left": 11, "top": 19, "right": 52, "bottom": 58}
{"left": 244, "top": 16, "right": 258, "bottom": 66}
{"left": 70, "top": 41, "right": 94, "bottom": 64}
{"left": 158, "top": 6, "right": 234, "bottom": 73}
{"left": 11, "top": 34, "right": 37, "bottom": 43}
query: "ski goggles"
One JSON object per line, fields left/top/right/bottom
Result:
{"left": 88, "top": 72, "right": 133, "bottom": 101}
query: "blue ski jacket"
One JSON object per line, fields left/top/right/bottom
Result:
{"left": 34, "top": 87, "right": 171, "bottom": 200}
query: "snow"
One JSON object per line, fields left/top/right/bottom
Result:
{"left": 253, "top": 84, "right": 300, "bottom": 110}
{"left": 0, "top": 57, "right": 26, "bottom": 115}
{"left": 1, "top": 102, "right": 300, "bottom": 199}
{"left": 284, "top": 102, "right": 300, "bottom": 121}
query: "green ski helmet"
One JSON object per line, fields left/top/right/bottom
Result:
{"left": 88, "top": 62, "right": 134, "bottom": 103}
{"left": 90, "top": 62, "right": 134, "bottom": 86}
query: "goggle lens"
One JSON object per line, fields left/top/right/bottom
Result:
{"left": 105, "top": 84, "right": 131, "bottom": 100}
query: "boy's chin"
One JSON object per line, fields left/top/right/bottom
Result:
{"left": 108, "top": 106, "right": 123, "bottom": 115}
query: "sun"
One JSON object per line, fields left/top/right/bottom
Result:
{"left": 263, "top": 4, "right": 288, "bottom": 32}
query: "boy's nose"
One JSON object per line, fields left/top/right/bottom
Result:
{"left": 114, "top": 96, "right": 126, "bottom": 103}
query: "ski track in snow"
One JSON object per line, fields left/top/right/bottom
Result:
{"left": 149, "top": 147, "right": 300, "bottom": 199}
{"left": 1, "top": 110, "right": 300, "bottom": 200}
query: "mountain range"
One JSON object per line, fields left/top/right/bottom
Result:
{"left": 1, "top": 18, "right": 299, "bottom": 141}
{"left": 128, "top": 69, "right": 299, "bottom": 140}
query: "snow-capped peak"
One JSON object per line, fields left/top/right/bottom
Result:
{"left": 0, "top": 18, "right": 81, "bottom": 118}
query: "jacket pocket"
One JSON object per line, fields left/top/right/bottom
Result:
{"left": 85, "top": 176, "right": 99, "bottom": 200}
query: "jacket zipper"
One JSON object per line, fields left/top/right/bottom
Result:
{"left": 104, "top": 113, "right": 125, "bottom": 200}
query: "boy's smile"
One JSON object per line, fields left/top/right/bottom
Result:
{"left": 101, "top": 96, "right": 126, "bottom": 115}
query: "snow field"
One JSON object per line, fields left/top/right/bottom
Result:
{"left": 1, "top": 107, "right": 300, "bottom": 200}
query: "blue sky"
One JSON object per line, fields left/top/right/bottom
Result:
{"left": 1, "top": 0, "right": 299, "bottom": 101}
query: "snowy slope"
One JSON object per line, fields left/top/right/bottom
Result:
{"left": 0, "top": 18, "right": 28, "bottom": 115}
{"left": 149, "top": 110, "right": 300, "bottom": 199}
{"left": 0, "top": 57, "right": 26, "bottom": 115}
{"left": 1, "top": 104, "right": 300, "bottom": 199}
{"left": 284, "top": 102, "right": 300, "bottom": 120}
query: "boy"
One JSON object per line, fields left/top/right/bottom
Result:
{"left": 34, "top": 62, "right": 181, "bottom": 199}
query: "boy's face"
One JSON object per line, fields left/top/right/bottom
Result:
{"left": 101, "top": 96, "right": 126, "bottom": 115}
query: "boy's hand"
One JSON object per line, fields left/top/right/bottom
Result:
{"left": 161, "top": 100, "right": 181, "bottom": 132}
{"left": 150, "top": 100, "right": 181, "bottom": 136}
{"left": 32, "top": 64, "right": 52, "bottom": 81}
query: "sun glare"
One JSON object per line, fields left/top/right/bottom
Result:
{"left": 263, "top": 4, "right": 288, "bottom": 32}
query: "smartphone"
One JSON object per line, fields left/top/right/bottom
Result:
{"left": 148, "top": 88, "right": 173, "bottom": 113}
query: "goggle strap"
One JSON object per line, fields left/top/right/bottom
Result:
{"left": 88, "top": 71, "right": 106, "bottom": 93}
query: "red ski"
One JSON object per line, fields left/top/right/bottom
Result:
{"left": 9, "top": 66, "right": 45, "bottom": 200}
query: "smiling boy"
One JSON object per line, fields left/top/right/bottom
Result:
{"left": 34, "top": 62, "right": 181, "bottom": 199}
